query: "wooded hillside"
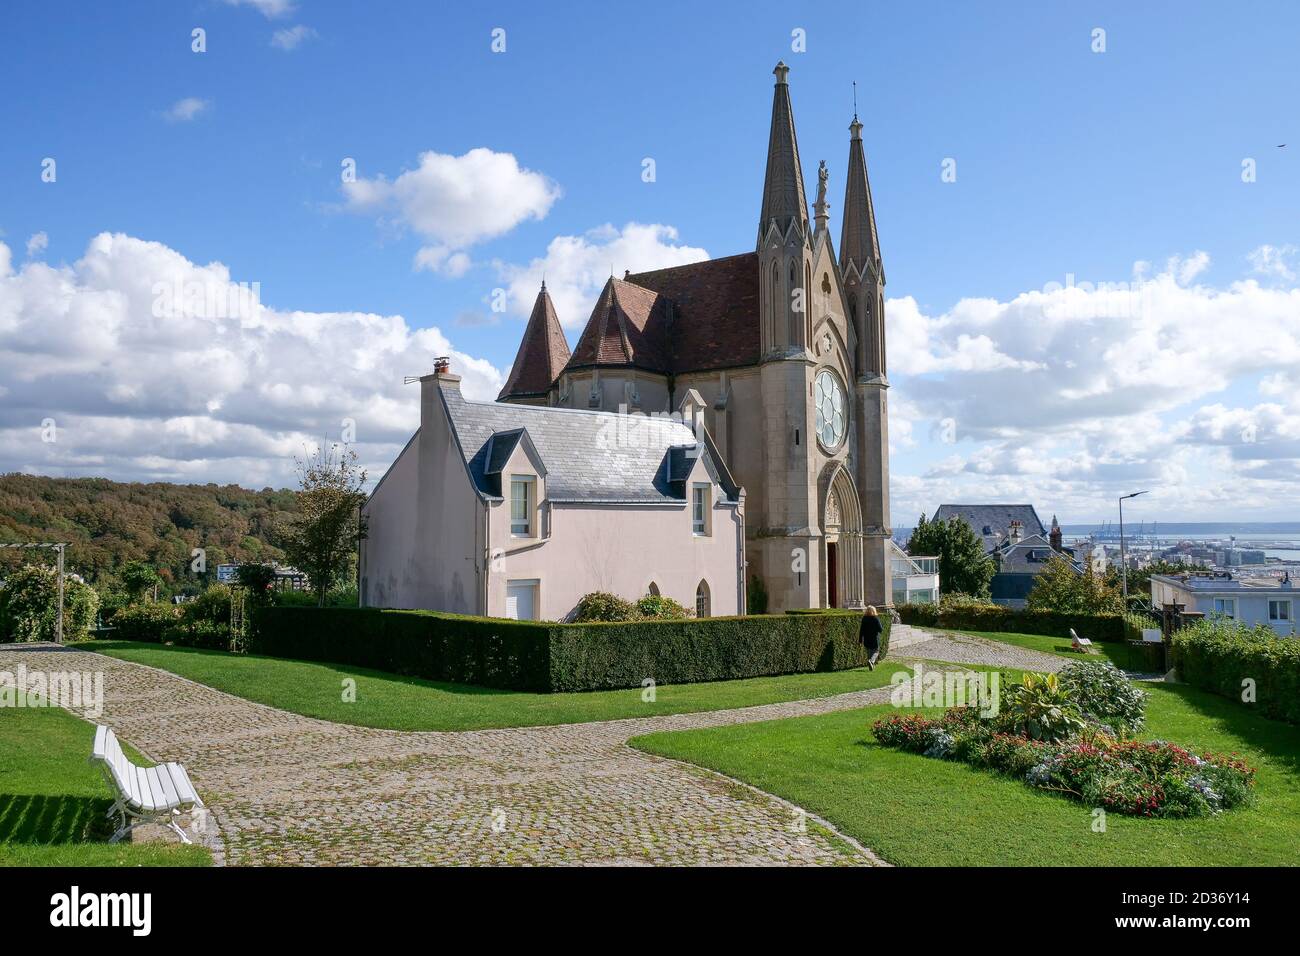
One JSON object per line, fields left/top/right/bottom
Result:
{"left": 0, "top": 474, "right": 299, "bottom": 590}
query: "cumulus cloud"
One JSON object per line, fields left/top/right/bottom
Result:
{"left": 495, "top": 222, "right": 709, "bottom": 327}
{"left": 889, "top": 252, "right": 1300, "bottom": 522}
{"left": 0, "top": 233, "right": 501, "bottom": 488}
{"left": 343, "top": 148, "right": 560, "bottom": 276}
{"left": 271, "top": 25, "right": 317, "bottom": 50}
{"left": 223, "top": 0, "right": 295, "bottom": 18}
{"left": 162, "top": 97, "right": 211, "bottom": 123}
{"left": 25, "top": 232, "right": 48, "bottom": 259}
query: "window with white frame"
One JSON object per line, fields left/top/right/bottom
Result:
{"left": 1213, "top": 598, "right": 1236, "bottom": 618}
{"left": 691, "top": 483, "right": 710, "bottom": 535}
{"left": 1269, "top": 599, "right": 1292, "bottom": 622}
{"left": 510, "top": 475, "right": 534, "bottom": 536}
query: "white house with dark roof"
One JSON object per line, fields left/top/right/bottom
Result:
{"left": 360, "top": 366, "right": 745, "bottom": 620}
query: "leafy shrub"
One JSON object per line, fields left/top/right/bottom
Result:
{"left": 1057, "top": 659, "right": 1146, "bottom": 735}
{"left": 249, "top": 606, "right": 883, "bottom": 692}
{"left": 997, "top": 672, "right": 1086, "bottom": 742}
{"left": 1171, "top": 617, "right": 1300, "bottom": 724}
{"left": 572, "top": 591, "right": 638, "bottom": 622}
{"left": 0, "top": 565, "right": 99, "bottom": 642}
{"left": 184, "top": 585, "right": 232, "bottom": 627}
{"left": 165, "top": 620, "right": 231, "bottom": 651}
{"left": 111, "top": 603, "right": 179, "bottom": 642}
{"left": 633, "top": 594, "right": 690, "bottom": 620}
{"left": 896, "top": 601, "right": 1125, "bottom": 641}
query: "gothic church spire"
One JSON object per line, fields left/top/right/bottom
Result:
{"left": 757, "top": 61, "right": 810, "bottom": 246}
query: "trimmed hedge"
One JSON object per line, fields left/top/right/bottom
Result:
{"left": 897, "top": 602, "right": 1124, "bottom": 642}
{"left": 247, "top": 606, "right": 886, "bottom": 693}
{"left": 1171, "top": 620, "right": 1300, "bottom": 725}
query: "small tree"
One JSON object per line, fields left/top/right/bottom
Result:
{"left": 120, "top": 560, "right": 161, "bottom": 603}
{"left": 1027, "top": 553, "right": 1124, "bottom": 615}
{"left": 280, "top": 445, "right": 369, "bottom": 607}
{"left": 907, "top": 513, "right": 995, "bottom": 599}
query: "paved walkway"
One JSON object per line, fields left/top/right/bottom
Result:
{"left": 2, "top": 645, "right": 902, "bottom": 867}
{"left": 891, "top": 624, "right": 1065, "bottom": 673}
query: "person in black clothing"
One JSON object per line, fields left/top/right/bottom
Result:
{"left": 860, "top": 605, "right": 883, "bottom": 670}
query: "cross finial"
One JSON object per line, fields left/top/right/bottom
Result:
{"left": 852, "top": 80, "right": 858, "bottom": 119}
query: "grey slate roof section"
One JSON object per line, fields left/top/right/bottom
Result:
{"left": 933, "top": 503, "right": 1047, "bottom": 553}
{"left": 995, "top": 533, "right": 1081, "bottom": 573}
{"left": 441, "top": 388, "right": 738, "bottom": 505}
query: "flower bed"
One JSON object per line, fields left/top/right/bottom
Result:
{"left": 871, "top": 665, "right": 1256, "bottom": 818}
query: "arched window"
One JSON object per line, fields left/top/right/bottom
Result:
{"left": 648, "top": 582, "right": 660, "bottom": 597}
{"left": 695, "top": 580, "right": 711, "bottom": 618}
{"left": 769, "top": 263, "right": 779, "bottom": 348}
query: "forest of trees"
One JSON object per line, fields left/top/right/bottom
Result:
{"left": 0, "top": 474, "right": 300, "bottom": 596}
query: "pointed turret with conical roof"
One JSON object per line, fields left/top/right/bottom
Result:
{"left": 757, "top": 61, "right": 810, "bottom": 246}
{"left": 497, "top": 282, "right": 571, "bottom": 405}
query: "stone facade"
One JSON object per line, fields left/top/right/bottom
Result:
{"left": 501, "top": 62, "right": 892, "bottom": 613}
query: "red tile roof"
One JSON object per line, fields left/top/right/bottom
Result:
{"left": 624, "top": 252, "right": 760, "bottom": 373}
{"left": 497, "top": 284, "right": 571, "bottom": 401}
{"left": 566, "top": 277, "right": 673, "bottom": 374}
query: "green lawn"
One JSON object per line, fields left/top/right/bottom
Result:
{"left": 77, "top": 640, "right": 908, "bottom": 731}
{"left": 0, "top": 704, "right": 211, "bottom": 867}
{"left": 631, "top": 681, "right": 1300, "bottom": 866}
{"left": 927, "top": 628, "right": 1154, "bottom": 671}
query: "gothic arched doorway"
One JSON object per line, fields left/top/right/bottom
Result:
{"left": 821, "top": 462, "right": 865, "bottom": 609}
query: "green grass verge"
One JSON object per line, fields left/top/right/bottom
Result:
{"left": 925, "top": 628, "right": 1152, "bottom": 671}
{"left": 76, "top": 640, "right": 906, "bottom": 731}
{"left": 0, "top": 705, "right": 211, "bottom": 867}
{"left": 630, "top": 681, "right": 1300, "bottom": 866}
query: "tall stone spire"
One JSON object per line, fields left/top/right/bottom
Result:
{"left": 841, "top": 112, "right": 886, "bottom": 378}
{"left": 757, "top": 61, "right": 810, "bottom": 246}
{"left": 840, "top": 115, "right": 882, "bottom": 283}
{"left": 497, "top": 282, "right": 571, "bottom": 405}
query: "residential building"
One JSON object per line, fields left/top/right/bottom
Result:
{"left": 1151, "top": 571, "right": 1298, "bottom": 637}
{"left": 931, "top": 504, "right": 1079, "bottom": 607}
{"left": 889, "top": 540, "right": 939, "bottom": 605}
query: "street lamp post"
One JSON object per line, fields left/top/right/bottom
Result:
{"left": 1119, "top": 491, "right": 1148, "bottom": 604}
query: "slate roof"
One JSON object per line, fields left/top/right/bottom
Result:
{"left": 498, "top": 284, "right": 571, "bottom": 401}
{"left": 994, "top": 533, "right": 1080, "bottom": 573}
{"left": 933, "top": 504, "right": 1048, "bottom": 554}
{"left": 440, "top": 386, "right": 739, "bottom": 504}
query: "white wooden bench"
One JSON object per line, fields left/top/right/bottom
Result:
{"left": 1069, "top": 627, "right": 1097, "bottom": 654}
{"left": 89, "top": 725, "right": 205, "bottom": 845}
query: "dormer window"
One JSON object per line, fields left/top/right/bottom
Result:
{"left": 510, "top": 475, "right": 535, "bottom": 536}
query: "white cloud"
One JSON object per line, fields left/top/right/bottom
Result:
{"left": 889, "top": 251, "right": 1300, "bottom": 521}
{"left": 495, "top": 222, "right": 709, "bottom": 327}
{"left": 0, "top": 241, "right": 10, "bottom": 278}
{"left": 343, "top": 148, "right": 560, "bottom": 275}
{"left": 0, "top": 232, "right": 501, "bottom": 488}
{"left": 271, "top": 25, "right": 317, "bottom": 50}
{"left": 162, "top": 98, "right": 211, "bottom": 123}
{"left": 223, "top": 0, "right": 296, "bottom": 18}
{"left": 1248, "top": 243, "right": 1298, "bottom": 282}
{"left": 25, "top": 232, "right": 48, "bottom": 259}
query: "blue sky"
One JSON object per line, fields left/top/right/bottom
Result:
{"left": 1, "top": 0, "right": 1298, "bottom": 523}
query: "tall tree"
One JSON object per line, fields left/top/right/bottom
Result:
{"left": 280, "top": 445, "right": 368, "bottom": 607}
{"left": 907, "top": 513, "right": 995, "bottom": 598}
{"left": 119, "top": 560, "right": 160, "bottom": 603}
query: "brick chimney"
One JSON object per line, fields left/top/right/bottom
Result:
{"left": 1008, "top": 520, "right": 1022, "bottom": 545}
{"left": 1049, "top": 515, "right": 1063, "bottom": 552}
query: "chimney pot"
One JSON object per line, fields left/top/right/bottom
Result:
{"left": 434, "top": 356, "right": 451, "bottom": 374}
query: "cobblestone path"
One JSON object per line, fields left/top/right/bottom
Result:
{"left": 2, "top": 645, "right": 901, "bottom": 867}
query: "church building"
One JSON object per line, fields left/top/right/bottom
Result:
{"left": 360, "top": 62, "right": 892, "bottom": 620}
